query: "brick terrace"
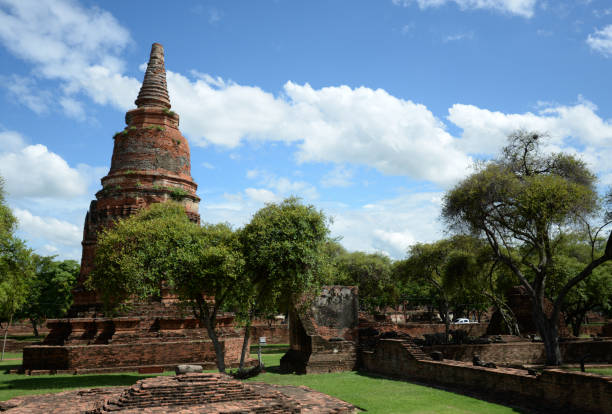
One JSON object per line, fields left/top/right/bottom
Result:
{"left": 0, "top": 373, "right": 358, "bottom": 413}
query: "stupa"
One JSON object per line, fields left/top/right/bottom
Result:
{"left": 22, "top": 44, "right": 242, "bottom": 374}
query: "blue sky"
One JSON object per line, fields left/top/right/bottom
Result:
{"left": 0, "top": 0, "right": 611, "bottom": 260}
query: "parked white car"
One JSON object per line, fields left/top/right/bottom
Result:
{"left": 453, "top": 318, "right": 470, "bottom": 324}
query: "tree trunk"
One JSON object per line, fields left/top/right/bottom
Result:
{"left": 1, "top": 314, "right": 13, "bottom": 361}
{"left": 238, "top": 317, "right": 252, "bottom": 371}
{"left": 440, "top": 301, "right": 450, "bottom": 344}
{"left": 533, "top": 309, "right": 561, "bottom": 366}
{"left": 195, "top": 301, "right": 226, "bottom": 373}
{"left": 30, "top": 318, "right": 39, "bottom": 337}
{"left": 203, "top": 317, "right": 226, "bottom": 373}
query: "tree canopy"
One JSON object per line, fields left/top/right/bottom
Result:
{"left": 88, "top": 202, "right": 246, "bottom": 372}
{"left": 17, "top": 256, "right": 79, "bottom": 336}
{"left": 442, "top": 131, "right": 612, "bottom": 365}
{"left": 241, "top": 197, "right": 330, "bottom": 314}
{"left": 0, "top": 177, "right": 35, "bottom": 359}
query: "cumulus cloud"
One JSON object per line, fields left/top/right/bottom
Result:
{"left": 0, "top": 130, "right": 88, "bottom": 198}
{"left": 329, "top": 192, "right": 444, "bottom": 258}
{"left": 200, "top": 190, "right": 443, "bottom": 259}
{"left": 587, "top": 25, "right": 612, "bottom": 57}
{"left": 0, "top": 0, "right": 138, "bottom": 112}
{"left": 13, "top": 208, "right": 81, "bottom": 247}
{"left": 391, "top": 0, "right": 537, "bottom": 18}
{"left": 246, "top": 170, "right": 319, "bottom": 200}
{"left": 169, "top": 75, "right": 472, "bottom": 187}
{"left": 447, "top": 98, "right": 612, "bottom": 182}
{"left": 321, "top": 166, "right": 354, "bottom": 188}
{"left": 244, "top": 188, "right": 278, "bottom": 204}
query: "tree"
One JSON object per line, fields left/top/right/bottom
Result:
{"left": 0, "top": 177, "right": 35, "bottom": 359}
{"left": 87, "top": 202, "right": 246, "bottom": 373}
{"left": 403, "top": 236, "right": 490, "bottom": 342}
{"left": 240, "top": 197, "right": 330, "bottom": 367}
{"left": 442, "top": 131, "right": 612, "bottom": 365}
{"left": 546, "top": 235, "right": 612, "bottom": 337}
{"left": 331, "top": 251, "right": 395, "bottom": 314}
{"left": 17, "top": 256, "right": 79, "bottom": 336}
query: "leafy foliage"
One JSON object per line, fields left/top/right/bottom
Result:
{"left": 331, "top": 250, "right": 395, "bottom": 313}
{"left": 88, "top": 202, "right": 246, "bottom": 372}
{"left": 17, "top": 256, "right": 79, "bottom": 336}
{"left": 442, "top": 131, "right": 611, "bottom": 364}
{"left": 241, "top": 197, "right": 330, "bottom": 314}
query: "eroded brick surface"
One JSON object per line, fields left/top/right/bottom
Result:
{"left": 0, "top": 374, "right": 359, "bottom": 413}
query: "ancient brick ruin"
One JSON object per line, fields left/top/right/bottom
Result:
{"left": 22, "top": 43, "right": 243, "bottom": 373}
{"left": 72, "top": 42, "right": 200, "bottom": 310}
{"left": 0, "top": 373, "right": 358, "bottom": 413}
{"left": 281, "top": 286, "right": 359, "bottom": 374}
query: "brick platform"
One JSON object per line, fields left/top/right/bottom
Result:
{"left": 0, "top": 374, "right": 359, "bottom": 413}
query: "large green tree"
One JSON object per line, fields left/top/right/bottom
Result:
{"left": 546, "top": 235, "right": 612, "bottom": 337}
{"left": 0, "top": 177, "right": 35, "bottom": 359}
{"left": 403, "top": 236, "right": 494, "bottom": 342}
{"left": 17, "top": 256, "right": 79, "bottom": 336}
{"left": 442, "top": 131, "right": 612, "bottom": 365}
{"left": 331, "top": 250, "right": 395, "bottom": 314}
{"left": 87, "top": 202, "right": 246, "bottom": 373}
{"left": 240, "top": 197, "right": 330, "bottom": 366}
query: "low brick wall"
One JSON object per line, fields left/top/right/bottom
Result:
{"left": 22, "top": 337, "right": 243, "bottom": 372}
{"left": 1, "top": 339, "right": 41, "bottom": 352}
{"left": 362, "top": 339, "right": 612, "bottom": 414}
{"left": 366, "top": 322, "right": 488, "bottom": 339}
{"left": 249, "top": 325, "right": 289, "bottom": 344}
{"left": 423, "top": 339, "right": 612, "bottom": 365}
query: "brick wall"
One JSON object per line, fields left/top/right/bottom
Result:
{"left": 362, "top": 339, "right": 612, "bottom": 414}
{"left": 1, "top": 339, "right": 41, "bottom": 352}
{"left": 396, "top": 323, "right": 488, "bottom": 338}
{"left": 22, "top": 337, "right": 243, "bottom": 371}
{"left": 423, "top": 339, "right": 612, "bottom": 365}
{"left": 249, "top": 325, "right": 289, "bottom": 344}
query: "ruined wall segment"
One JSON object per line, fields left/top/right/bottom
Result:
{"left": 72, "top": 43, "right": 200, "bottom": 310}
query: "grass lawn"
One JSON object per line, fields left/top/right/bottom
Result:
{"left": 0, "top": 355, "right": 158, "bottom": 401}
{"left": 567, "top": 366, "right": 612, "bottom": 376}
{"left": 0, "top": 347, "right": 525, "bottom": 413}
{"left": 245, "top": 348, "right": 524, "bottom": 414}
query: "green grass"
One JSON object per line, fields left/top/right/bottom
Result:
{"left": 246, "top": 348, "right": 523, "bottom": 414}
{"left": 588, "top": 367, "right": 612, "bottom": 375}
{"left": 568, "top": 366, "right": 612, "bottom": 376}
{"left": 0, "top": 349, "right": 525, "bottom": 413}
{"left": 0, "top": 355, "right": 162, "bottom": 401}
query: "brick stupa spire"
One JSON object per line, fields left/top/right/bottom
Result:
{"left": 72, "top": 43, "right": 200, "bottom": 309}
{"left": 134, "top": 43, "right": 171, "bottom": 109}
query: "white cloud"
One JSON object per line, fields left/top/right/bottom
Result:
{"left": 2, "top": 75, "right": 51, "bottom": 114}
{"left": 13, "top": 208, "right": 81, "bottom": 247}
{"left": 587, "top": 25, "right": 612, "bottom": 57}
{"left": 0, "top": 0, "right": 138, "bottom": 112}
{"left": 246, "top": 169, "right": 319, "bottom": 200}
{"left": 392, "top": 0, "right": 537, "bottom": 18}
{"left": 244, "top": 188, "right": 278, "bottom": 203}
{"left": 447, "top": 98, "right": 612, "bottom": 181}
{"left": 170, "top": 74, "right": 472, "bottom": 187}
{"left": 328, "top": 192, "right": 444, "bottom": 258}
{"left": 321, "top": 166, "right": 354, "bottom": 188}
{"left": 0, "top": 130, "right": 88, "bottom": 199}
{"left": 443, "top": 31, "right": 475, "bottom": 42}
{"left": 59, "top": 96, "right": 86, "bottom": 120}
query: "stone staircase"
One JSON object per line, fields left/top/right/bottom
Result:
{"left": 89, "top": 374, "right": 304, "bottom": 413}
{"left": 400, "top": 338, "right": 432, "bottom": 361}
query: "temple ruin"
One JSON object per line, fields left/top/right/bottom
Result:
{"left": 22, "top": 43, "right": 243, "bottom": 373}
